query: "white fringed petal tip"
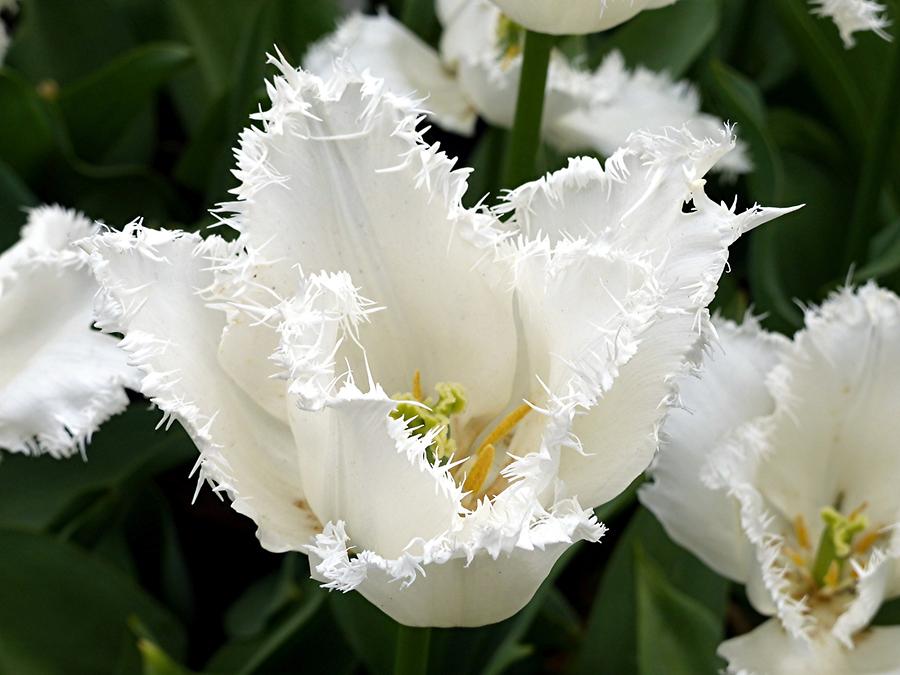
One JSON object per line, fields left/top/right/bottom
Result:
{"left": 810, "top": 0, "right": 891, "bottom": 48}
{"left": 641, "top": 283, "right": 900, "bottom": 670}
{"left": 86, "top": 56, "right": 789, "bottom": 627}
{"left": 488, "top": 0, "right": 678, "bottom": 35}
{"left": 0, "top": 205, "right": 137, "bottom": 457}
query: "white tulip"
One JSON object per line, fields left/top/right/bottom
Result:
{"left": 85, "top": 58, "right": 788, "bottom": 626}
{"left": 0, "top": 206, "right": 136, "bottom": 456}
{"left": 487, "top": 0, "right": 678, "bottom": 35}
{"left": 304, "top": 5, "right": 749, "bottom": 174}
{"left": 641, "top": 285, "right": 900, "bottom": 673}
{"left": 809, "top": 0, "right": 891, "bottom": 48}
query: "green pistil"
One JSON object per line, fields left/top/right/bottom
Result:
{"left": 391, "top": 382, "right": 467, "bottom": 465}
{"left": 812, "top": 506, "right": 868, "bottom": 588}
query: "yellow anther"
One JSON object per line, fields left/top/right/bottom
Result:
{"left": 849, "top": 501, "right": 869, "bottom": 520}
{"left": 412, "top": 369, "right": 423, "bottom": 402}
{"left": 783, "top": 546, "right": 807, "bottom": 569}
{"left": 823, "top": 560, "right": 841, "bottom": 589}
{"left": 853, "top": 529, "right": 882, "bottom": 555}
{"left": 463, "top": 443, "right": 495, "bottom": 497}
{"left": 794, "top": 515, "right": 812, "bottom": 550}
{"left": 475, "top": 403, "right": 532, "bottom": 456}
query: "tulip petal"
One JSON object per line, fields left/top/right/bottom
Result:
{"left": 0, "top": 206, "right": 135, "bottom": 457}
{"left": 304, "top": 11, "right": 477, "bottom": 136}
{"left": 639, "top": 317, "right": 787, "bottom": 582}
{"left": 221, "top": 58, "right": 517, "bottom": 420}
{"left": 86, "top": 224, "right": 319, "bottom": 551}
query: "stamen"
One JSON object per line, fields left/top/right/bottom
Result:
{"left": 412, "top": 369, "right": 423, "bottom": 402}
{"left": 793, "top": 515, "right": 812, "bottom": 550}
{"left": 811, "top": 506, "right": 869, "bottom": 588}
{"left": 463, "top": 443, "right": 495, "bottom": 497}
{"left": 783, "top": 545, "right": 807, "bottom": 568}
{"left": 853, "top": 529, "right": 882, "bottom": 555}
{"left": 475, "top": 403, "right": 532, "bottom": 456}
{"left": 823, "top": 560, "right": 841, "bottom": 589}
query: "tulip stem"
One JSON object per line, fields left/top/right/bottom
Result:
{"left": 502, "top": 29, "right": 555, "bottom": 188}
{"left": 393, "top": 625, "right": 431, "bottom": 675}
{"left": 844, "top": 1, "right": 900, "bottom": 271}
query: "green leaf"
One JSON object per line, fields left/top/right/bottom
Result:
{"left": 854, "top": 219, "right": 900, "bottom": 282}
{"left": 748, "top": 152, "right": 852, "bottom": 332}
{"left": 589, "top": 0, "right": 719, "bottom": 77}
{"left": 225, "top": 554, "right": 306, "bottom": 640}
{"left": 0, "top": 69, "right": 56, "bottom": 183}
{"left": 6, "top": 0, "right": 137, "bottom": 85}
{"left": 702, "top": 59, "right": 784, "bottom": 202}
{"left": 138, "top": 640, "right": 196, "bottom": 675}
{"left": 569, "top": 508, "right": 729, "bottom": 675}
{"left": 206, "top": 577, "right": 355, "bottom": 675}
{"left": 330, "top": 590, "right": 398, "bottom": 675}
{"left": 0, "top": 406, "right": 194, "bottom": 532}
{"left": 58, "top": 42, "right": 192, "bottom": 161}
{"left": 0, "top": 529, "right": 185, "bottom": 675}
{"left": 635, "top": 548, "right": 724, "bottom": 675}
{"left": 0, "top": 159, "right": 37, "bottom": 250}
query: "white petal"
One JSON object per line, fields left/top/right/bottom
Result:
{"left": 498, "top": 127, "right": 794, "bottom": 509}
{"left": 721, "top": 619, "right": 900, "bottom": 675}
{"left": 809, "top": 0, "right": 891, "bottom": 48}
{"left": 549, "top": 51, "right": 751, "bottom": 175}
{"left": 307, "top": 496, "right": 603, "bottom": 626}
{"left": 488, "top": 0, "right": 677, "bottom": 35}
{"left": 640, "top": 317, "right": 788, "bottom": 582}
{"left": 304, "top": 12, "right": 477, "bottom": 136}
{"left": 754, "top": 285, "right": 900, "bottom": 531}
{"left": 222, "top": 57, "right": 517, "bottom": 419}
{"left": 85, "top": 224, "right": 319, "bottom": 551}
{"left": 437, "top": 0, "right": 500, "bottom": 69}
{"left": 833, "top": 548, "right": 895, "bottom": 647}
{"left": 287, "top": 382, "right": 463, "bottom": 560}
{"left": 0, "top": 206, "right": 135, "bottom": 457}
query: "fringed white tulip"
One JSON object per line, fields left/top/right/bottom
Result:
{"left": 487, "top": 0, "right": 678, "bottom": 35}
{"left": 85, "top": 58, "right": 789, "bottom": 627}
{"left": 0, "top": 206, "right": 136, "bottom": 456}
{"left": 640, "top": 285, "right": 900, "bottom": 674}
{"left": 810, "top": 0, "right": 891, "bottom": 48}
{"left": 304, "top": 4, "right": 749, "bottom": 174}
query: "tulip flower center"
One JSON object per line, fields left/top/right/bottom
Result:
{"left": 496, "top": 15, "right": 525, "bottom": 65}
{"left": 392, "top": 370, "right": 533, "bottom": 509}
{"left": 783, "top": 498, "right": 886, "bottom": 612}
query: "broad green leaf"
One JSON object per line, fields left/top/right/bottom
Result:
{"left": 225, "top": 554, "right": 306, "bottom": 640}
{"left": 330, "top": 590, "right": 398, "bottom": 675}
{"left": 748, "top": 152, "right": 852, "bottom": 332}
{"left": 771, "top": 0, "right": 884, "bottom": 148}
{"left": 0, "top": 405, "right": 194, "bottom": 532}
{"left": 6, "top": 0, "right": 136, "bottom": 84}
{"left": 569, "top": 508, "right": 729, "bottom": 675}
{"left": 139, "top": 640, "right": 196, "bottom": 675}
{"left": 58, "top": 42, "right": 192, "bottom": 161}
{"left": 853, "top": 219, "right": 900, "bottom": 284}
{"left": 207, "top": 575, "right": 354, "bottom": 675}
{"left": 0, "top": 529, "right": 185, "bottom": 675}
{"left": 589, "top": 0, "right": 719, "bottom": 77}
{"left": 635, "top": 549, "right": 724, "bottom": 675}
{"left": 0, "top": 159, "right": 37, "bottom": 250}
{"left": 0, "top": 69, "right": 56, "bottom": 183}
{"left": 702, "top": 59, "right": 784, "bottom": 202}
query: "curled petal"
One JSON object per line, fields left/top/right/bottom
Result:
{"left": 307, "top": 497, "right": 603, "bottom": 627}
{"left": 85, "top": 224, "right": 318, "bottom": 551}
{"left": 640, "top": 317, "right": 787, "bottom": 582}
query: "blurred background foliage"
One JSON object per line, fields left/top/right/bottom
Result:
{"left": 1, "top": 0, "right": 899, "bottom": 673}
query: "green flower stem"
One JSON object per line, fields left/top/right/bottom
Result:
{"left": 394, "top": 625, "right": 431, "bottom": 675}
{"left": 502, "top": 29, "right": 555, "bottom": 188}
{"left": 844, "top": 1, "right": 900, "bottom": 270}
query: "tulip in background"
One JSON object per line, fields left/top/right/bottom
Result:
{"left": 0, "top": 206, "right": 136, "bottom": 456}
{"left": 811, "top": 0, "right": 891, "bottom": 47}
{"left": 85, "top": 58, "right": 790, "bottom": 627}
{"left": 487, "top": 0, "right": 678, "bottom": 35}
{"left": 641, "top": 284, "right": 900, "bottom": 674}
{"left": 305, "top": 3, "right": 750, "bottom": 174}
